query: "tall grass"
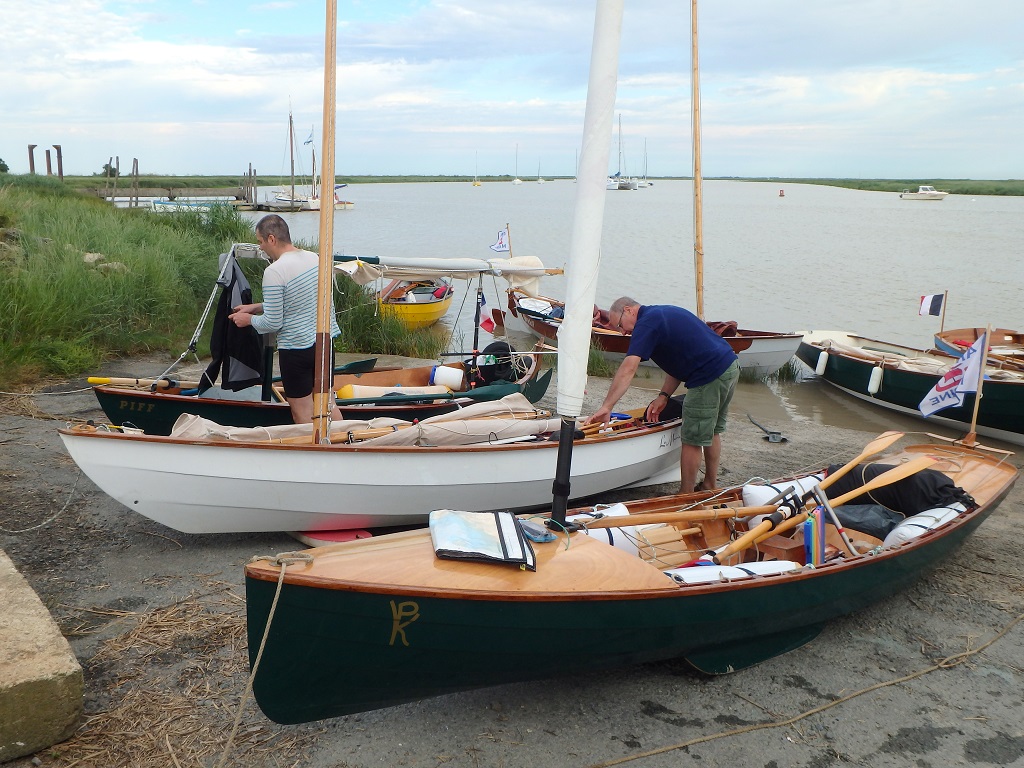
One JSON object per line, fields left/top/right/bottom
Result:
{"left": 0, "top": 181, "right": 242, "bottom": 387}
{"left": 0, "top": 178, "right": 445, "bottom": 387}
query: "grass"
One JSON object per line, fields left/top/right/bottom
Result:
{"left": 0, "top": 176, "right": 446, "bottom": 389}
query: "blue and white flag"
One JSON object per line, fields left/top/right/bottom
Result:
{"left": 919, "top": 333, "right": 986, "bottom": 416}
{"left": 303, "top": 129, "right": 314, "bottom": 146}
{"left": 919, "top": 293, "right": 944, "bottom": 316}
{"left": 489, "top": 229, "right": 510, "bottom": 253}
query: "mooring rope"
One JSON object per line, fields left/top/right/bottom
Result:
{"left": 0, "top": 469, "right": 83, "bottom": 534}
{"left": 214, "top": 551, "right": 313, "bottom": 768}
{"left": 589, "top": 610, "right": 1024, "bottom": 768}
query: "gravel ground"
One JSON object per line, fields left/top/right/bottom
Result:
{"left": 2, "top": 355, "right": 1023, "bottom": 768}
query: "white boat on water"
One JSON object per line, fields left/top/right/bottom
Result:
{"left": 150, "top": 199, "right": 222, "bottom": 213}
{"left": 899, "top": 185, "right": 948, "bottom": 201}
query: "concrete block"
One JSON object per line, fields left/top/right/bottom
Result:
{"left": 0, "top": 550, "right": 83, "bottom": 763}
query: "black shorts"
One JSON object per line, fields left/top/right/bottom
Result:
{"left": 278, "top": 346, "right": 315, "bottom": 399}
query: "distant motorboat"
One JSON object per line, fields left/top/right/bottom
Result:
{"left": 149, "top": 199, "right": 220, "bottom": 213}
{"left": 899, "top": 185, "right": 948, "bottom": 201}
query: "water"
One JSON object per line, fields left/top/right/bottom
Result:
{"left": 243, "top": 181, "right": 1023, "bottom": 437}
{"left": 251, "top": 180, "right": 1021, "bottom": 347}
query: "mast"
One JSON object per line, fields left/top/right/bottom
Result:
{"left": 691, "top": 0, "right": 705, "bottom": 319}
{"left": 618, "top": 114, "right": 623, "bottom": 177}
{"left": 549, "top": 0, "right": 624, "bottom": 528}
{"left": 312, "top": 0, "right": 338, "bottom": 443}
{"left": 288, "top": 111, "right": 296, "bottom": 206}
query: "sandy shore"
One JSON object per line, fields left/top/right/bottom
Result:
{"left": 2, "top": 355, "right": 1023, "bottom": 768}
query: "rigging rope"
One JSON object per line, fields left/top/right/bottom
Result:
{"left": 590, "top": 610, "right": 1024, "bottom": 768}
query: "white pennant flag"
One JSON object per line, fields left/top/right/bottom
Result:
{"left": 919, "top": 333, "right": 987, "bottom": 417}
{"left": 489, "top": 229, "right": 510, "bottom": 253}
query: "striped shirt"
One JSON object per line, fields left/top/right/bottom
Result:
{"left": 251, "top": 248, "right": 341, "bottom": 350}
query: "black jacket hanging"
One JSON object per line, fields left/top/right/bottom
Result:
{"left": 200, "top": 256, "right": 264, "bottom": 393}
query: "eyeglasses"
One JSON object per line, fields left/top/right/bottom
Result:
{"left": 612, "top": 309, "right": 627, "bottom": 331}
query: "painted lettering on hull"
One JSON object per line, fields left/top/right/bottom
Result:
{"left": 389, "top": 600, "right": 419, "bottom": 646}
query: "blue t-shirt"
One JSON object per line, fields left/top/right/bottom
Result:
{"left": 627, "top": 305, "right": 736, "bottom": 387}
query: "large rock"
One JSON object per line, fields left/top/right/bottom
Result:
{"left": 0, "top": 550, "right": 82, "bottom": 763}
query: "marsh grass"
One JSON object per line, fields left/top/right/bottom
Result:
{"left": 0, "top": 178, "right": 450, "bottom": 388}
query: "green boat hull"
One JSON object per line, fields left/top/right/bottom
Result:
{"left": 246, "top": 501, "right": 999, "bottom": 724}
{"left": 796, "top": 341, "right": 1024, "bottom": 445}
{"left": 93, "top": 369, "right": 550, "bottom": 436}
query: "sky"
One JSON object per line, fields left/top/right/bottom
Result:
{"left": 4, "top": 0, "right": 1023, "bottom": 179}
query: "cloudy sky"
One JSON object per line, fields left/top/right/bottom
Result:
{"left": 4, "top": 0, "right": 1023, "bottom": 179}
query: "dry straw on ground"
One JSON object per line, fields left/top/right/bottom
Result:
{"left": 39, "top": 587, "right": 318, "bottom": 768}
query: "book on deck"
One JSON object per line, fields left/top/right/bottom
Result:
{"left": 429, "top": 509, "right": 536, "bottom": 571}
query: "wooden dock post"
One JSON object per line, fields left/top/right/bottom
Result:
{"left": 53, "top": 145, "right": 63, "bottom": 182}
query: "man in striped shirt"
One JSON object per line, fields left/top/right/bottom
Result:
{"left": 229, "top": 215, "right": 341, "bottom": 424}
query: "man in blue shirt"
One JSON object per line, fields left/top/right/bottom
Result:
{"left": 585, "top": 297, "right": 739, "bottom": 493}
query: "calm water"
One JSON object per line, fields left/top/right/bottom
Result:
{"left": 245, "top": 181, "right": 1023, "bottom": 441}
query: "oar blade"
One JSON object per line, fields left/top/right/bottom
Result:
{"left": 819, "top": 430, "right": 905, "bottom": 491}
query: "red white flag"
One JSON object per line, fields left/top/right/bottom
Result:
{"left": 919, "top": 333, "right": 986, "bottom": 416}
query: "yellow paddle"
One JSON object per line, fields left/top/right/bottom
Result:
{"left": 818, "top": 430, "right": 904, "bottom": 491}
{"left": 88, "top": 376, "right": 202, "bottom": 389}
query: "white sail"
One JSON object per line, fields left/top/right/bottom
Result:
{"left": 556, "top": 0, "right": 624, "bottom": 418}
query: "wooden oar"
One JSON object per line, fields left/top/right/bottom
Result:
{"left": 818, "top": 430, "right": 904, "bottom": 491}
{"left": 709, "top": 455, "right": 937, "bottom": 564}
{"left": 581, "top": 505, "right": 762, "bottom": 530}
{"left": 88, "top": 376, "right": 203, "bottom": 390}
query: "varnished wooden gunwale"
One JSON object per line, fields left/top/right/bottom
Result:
{"left": 245, "top": 444, "right": 1018, "bottom": 601}
{"left": 59, "top": 405, "right": 678, "bottom": 452}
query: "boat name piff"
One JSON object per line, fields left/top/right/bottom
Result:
{"left": 118, "top": 400, "right": 156, "bottom": 413}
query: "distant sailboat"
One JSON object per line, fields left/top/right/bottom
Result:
{"left": 472, "top": 151, "right": 482, "bottom": 186}
{"left": 512, "top": 143, "right": 522, "bottom": 185}
{"left": 537, "top": 160, "right": 545, "bottom": 184}
{"left": 637, "top": 139, "right": 651, "bottom": 188}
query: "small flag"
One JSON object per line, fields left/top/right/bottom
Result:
{"left": 480, "top": 316, "right": 496, "bottom": 334}
{"left": 304, "top": 129, "right": 314, "bottom": 146}
{"left": 919, "top": 293, "right": 944, "bottom": 316}
{"left": 919, "top": 333, "right": 986, "bottom": 416}
{"left": 489, "top": 229, "right": 510, "bottom": 253}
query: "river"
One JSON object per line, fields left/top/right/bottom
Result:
{"left": 244, "top": 180, "right": 1023, "bottom": 443}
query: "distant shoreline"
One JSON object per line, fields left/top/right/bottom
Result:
{"left": 32, "top": 173, "right": 1024, "bottom": 197}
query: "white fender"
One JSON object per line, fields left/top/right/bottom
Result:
{"left": 882, "top": 503, "right": 966, "bottom": 548}
{"left": 815, "top": 351, "right": 829, "bottom": 375}
{"left": 867, "top": 366, "right": 883, "bottom": 395}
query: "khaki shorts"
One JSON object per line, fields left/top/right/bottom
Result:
{"left": 682, "top": 359, "right": 739, "bottom": 446}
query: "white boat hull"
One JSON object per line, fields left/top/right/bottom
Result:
{"left": 59, "top": 425, "right": 682, "bottom": 534}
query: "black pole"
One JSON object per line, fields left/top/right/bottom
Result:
{"left": 547, "top": 417, "right": 580, "bottom": 531}
{"left": 261, "top": 342, "right": 276, "bottom": 402}
{"left": 469, "top": 275, "right": 483, "bottom": 388}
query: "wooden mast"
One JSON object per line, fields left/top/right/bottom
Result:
{"left": 312, "top": 0, "right": 338, "bottom": 443}
{"left": 962, "top": 324, "right": 992, "bottom": 448}
{"left": 691, "top": 0, "right": 705, "bottom": 319}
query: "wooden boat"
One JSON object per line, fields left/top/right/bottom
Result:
{"left": 57, "top": 10, "right": 677, "bottom": 539}
{"left": 899, "top": 185, "right": 948, "bottom": 201}
{"left": 935, "top": 327, "right": 1024, "bottom": 370}
{"left": 58, "top": 397, "right": 681, "bottom": 533}
{"left": 796, "top": 331, "right": 1024, "bottom": 446}
{"left": 88, "top": 353, "right": 551, "bottom": 436}
{"left": 244, "top": 436, "right": 1018, "bottom": 723}
{"left": 335, "top": 252, "right": 561, "bottom": 333}
{"left": 377, "top": 277, "right": 453, "bottom": 330}
{"left": 493, "top": 287, "right": 803, "bottom": 378}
